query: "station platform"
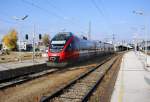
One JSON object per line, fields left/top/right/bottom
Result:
{"left": 111, "top": 51, "right": 150, "bottom": 102}
{"left": 0, "top": 58, "right": 46, "bottom": 71}
{"left": 0, "top": 58, "right": 47, "bottom": 81}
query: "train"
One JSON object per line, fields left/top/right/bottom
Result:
{"left": 47, "top": 32, "right": 114, "bottom": 67}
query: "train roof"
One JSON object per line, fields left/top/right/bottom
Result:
{"left": 54, "top": 32, "right": 113, "bottom": 45}
{"left": 57, "top": 32, "right": 73, "bottom": 36}
{"left": 52, "top": 32, "right": 74, "bottom": 41}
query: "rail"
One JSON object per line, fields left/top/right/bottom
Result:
{"left": 40, "top": 54, "right": 120, "bottom": 102}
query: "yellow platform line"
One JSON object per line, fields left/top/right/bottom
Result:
{"left": 118, "top": 55, "right": 125, "bottom": 102}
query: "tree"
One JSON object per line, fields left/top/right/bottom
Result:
{"left": 42, "top": 34, "right": 50, "bottom": 46}
{"left": 2, "top": 29, "right": 18, "bottom": 50}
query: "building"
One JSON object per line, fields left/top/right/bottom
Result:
{"left": 138, "top": 41, "right": 150, "bottom": 51}
{"left": 36, "top": 41, "right": 47, "bottom": 52}
{"left": 18, "top": 41, "right": 32, "bottom": 51}
{"left": 115, "top": 42, "right": 133, "bottom": 51}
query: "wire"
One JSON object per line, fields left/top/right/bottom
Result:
{"left": 0, "top": 18, "right": 15, "bottom": 24}
{"left": 46, "top": 0, "right": 63, "bottom": 12}
{"left": 90, "top": 0, "right": 114, "bottom": 36}
{"left": 97, "top": 0, "right": 113, "bottom": 23}
{"left": 22, "top": 0, "right": 65, "bottom": 19}
{"left": 0, "top": 10, "right": 16, "bottom": 24}
{"left": 90, "top": 0, "right": 104, "bottom": 17}
{"left": 22, "top": 0, "right": 86, "bottom": 34}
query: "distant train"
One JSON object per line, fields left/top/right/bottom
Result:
{"left": 47, "top": 32, "right": 114, "bottom": 67}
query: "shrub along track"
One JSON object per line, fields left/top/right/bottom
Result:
{"left": 0, "top": 54, "right": 113, "bottom": 102}
{"left": 40, "top": 54, "right": 122, "bottom": 102}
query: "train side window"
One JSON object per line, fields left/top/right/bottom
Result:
{"left": 66, "top": 43, "right": 72, "bottom": 51}
{"left": 71, "top": 38, "right": 79, "bottom": 50}
{"left": 72, "top": 39, "right": 76, "bottom": 50}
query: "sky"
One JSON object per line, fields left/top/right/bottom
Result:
{"left": 0, "top": 0, "right": 150, "bottom": 43}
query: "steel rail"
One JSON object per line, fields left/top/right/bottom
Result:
{"left": 0, "top": 68, "right": 58, "bottom": 89}
{"left": 40, "top": 54, "right": 119, "bottom": 102}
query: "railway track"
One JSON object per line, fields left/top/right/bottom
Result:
{"left": 0, "top": 54, "right": 113, "bottom": 90}
{"left": 0, "top": 68, "right": 58, "bottom": 89}
{"left": 40, "top": 54, "right": 121, "bottom": 102}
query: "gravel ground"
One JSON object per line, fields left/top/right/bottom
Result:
{"left": 49, "top": 55, "right": 117, "bottom": 102}
{"left": 0, "top": 54, "right": 113, "bottom": 102}
{"left": 0, "top": 65, "right": 94, "bottom": 102}
{"left": 89, "top": 54, "right": 123, "bottom": 102}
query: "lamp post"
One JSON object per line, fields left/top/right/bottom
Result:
{"left": 32, "top": 24, "right": 35, "bottom": 62}
{"left": 13, "top": 15, "right": 28, "bottom": 62}
{"left": 133, "top": 10, "right": 148, "bottom": 67}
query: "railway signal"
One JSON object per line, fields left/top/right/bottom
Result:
{"left": 39, "top": 34, "right": 42, "bottom": 40}
{"left": 25, "top": 34, "right": 28, "bottom": 40}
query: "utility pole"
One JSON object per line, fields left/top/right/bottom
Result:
{"left": 133, "top": 10, "right": 148, "bottom": 67}
{"left": 112, "top": 34, "right": 115, "bottom": 51}
{"left": 13, "top": 15, "right": 28, "bottom": 62}
{"left": 88, "top": 21, "right": 91, "bottom": 40}
{"left": 32, "top": 24, "right": 35, "bottom": 62}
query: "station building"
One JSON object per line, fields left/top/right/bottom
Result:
{"left": 115, "top": 43, "right": 133, "bottom": 52}
{"left": 138, "top": 41, "right": 150, "bottom": 51}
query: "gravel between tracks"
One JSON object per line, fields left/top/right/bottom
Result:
{"left": 0, "top": 64, "right": 97, "bottom": 102}
{"left": 0, "top": 54, "right": 110, "bottom": 102}
{"left": 0, "top": 54, "right": 113, "bottom": 102}
{"left": 47, "top": 55, "right": 118, "bottom": 102}
{"left": 89, "top": 54, "right": 123, "bottom": 102}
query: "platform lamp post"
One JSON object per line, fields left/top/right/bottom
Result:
{"left": 13, "top": 15, "right": 28, "bottom": 62}
{"left": 133, "top": 10, "right": 148, "bottom": 67}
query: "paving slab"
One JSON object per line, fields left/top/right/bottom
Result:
{"left": 111, "top": 51, "right": 150, "bottom": 102}
{"left": 0, "top": 58, "right": 47, "bottom": 71}
{"left": 0, "top": 58, "right": 47, "bottom": 81}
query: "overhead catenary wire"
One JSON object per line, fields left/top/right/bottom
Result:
{"left": 46, "top": 0, "right": 85, "bottom": 30}
{"left": 46, "top": 0, "right": 64, "bottom": 13}
{"left": 22, "top": 0, "right": 65, "bottom": 20}
{"left": 0, "top": 18, "right": 15, "bottom": 24}
{"left": 90, "top": 0, "right": 105, "bottom": 17}
{"left": 90, "top": 0, "right": 115, "bottom": 41}
{"left": 0, "top": 11, "right": 16, "bottom": 24}
{"left": 97, "top": 0, "right": 114, "bottom": 29}
{"left": 22, "top": 0, "right": 85, "bottom": 32}
{"left": 90, "top": 0, "right": 112, "bottom": 27}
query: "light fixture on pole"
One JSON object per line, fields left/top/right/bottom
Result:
{"left": 133, "top": 10, "right": 148, "bottom": 67}
{"left": 13, "top": 15, "right": 28, "bottom": 62}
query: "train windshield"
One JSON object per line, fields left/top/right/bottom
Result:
{"left": 50, "top": 33, "right": 72, "bottom": 52}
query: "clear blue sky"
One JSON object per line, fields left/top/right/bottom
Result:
{"left": 0, "top": 0, "right": 149, "bottom": 43}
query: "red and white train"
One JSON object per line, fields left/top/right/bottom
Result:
{"left": 47, "top": 32, "right": 114, "bottom": 67}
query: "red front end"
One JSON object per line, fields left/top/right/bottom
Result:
{"left": 47, "top": 32, "right": 79, "bottom": 67}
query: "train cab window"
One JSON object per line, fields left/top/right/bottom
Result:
{"left": 50, "top": 33, "right": 73, "bottom": 52}
{"left": 52, "top": 33, "right": 72, "bottom": 41}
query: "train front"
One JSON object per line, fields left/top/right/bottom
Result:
{"left": 47, "top": 32, "right": 73, "bottom": 67}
